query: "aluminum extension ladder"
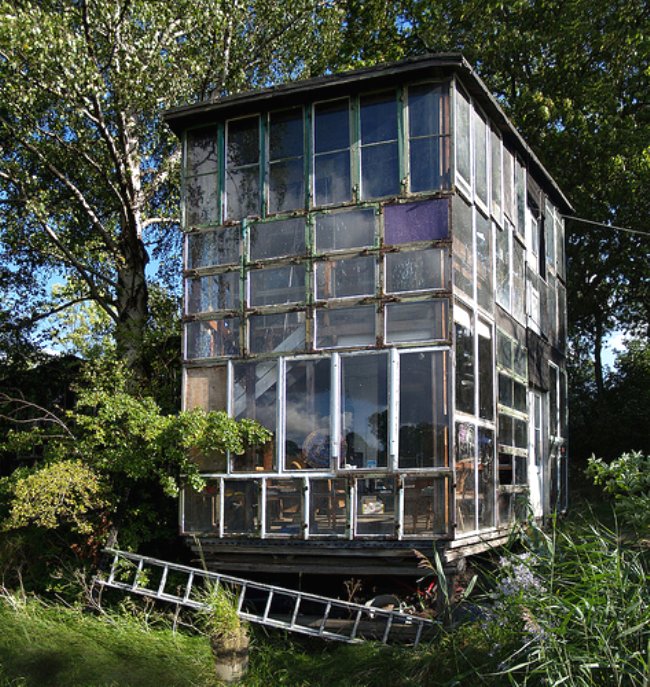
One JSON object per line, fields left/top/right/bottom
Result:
{"left": 94, "top": 549, "right": 438, "bottom": 645}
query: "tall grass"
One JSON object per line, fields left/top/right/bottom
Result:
{"left": 481, "top": 516, "right": 650, "bottom": 686}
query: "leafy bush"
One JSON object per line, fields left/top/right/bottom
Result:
{"left": 586, "top": 451, "right": 650, "bottom": 536}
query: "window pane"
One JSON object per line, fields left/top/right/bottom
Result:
{"left": 233, "top": 360, "right": 277, "bottom": 471}
{"left": 187, "top": 227, "right": 240, "bottom": 269}
{"left": 478, "top": 428, "right": 495, "bottom": 528}
{"left": 269, "top": 109, "right": 303, "bottom": 160}
{"left": 514, "top": 418, "right": 527, "bottom": 449}
{"left": 315, "top": 255, "right": 375, "bottom": 300}
{"left": 385, "top": 248, "right": 446, "bottom": 293}
{"left": 403, "top": 476, "right": 448, "bottom": 536}
{"left": 315, "top": 305, "right": 375, "bottom": 348}
{"left": 314, "top": 150, "right": 351, "bottom": 206}
{"left": 223, "top": 480, "right": 258, "bottom": 534}
{"left": 249, "top": 311, "right": 305, "bottom": 354}
{"left": 455, "top": 88, "right": 471, "bottom": 183}
{"left": 185, "top": 319, "right": 240, "bottom": 359}
{"left": 250, "top": 217, "right": 305, "bottom": 261}
{"left": 361, "top": 142, "right": 399, "bottom": 199}
{"left": 360, "top": 93, "right": 397, "bottom": 144}
{"left": 455, "top": 422, "right": 475, "bottom": 533}
{"left": 184, "top": 366, "right": 228, "bottom": 415}
{"left": 545, "top": 199, "right": 556, "bottom": 267}
{"left": 309, "top": 478, "right": 347, "bottom": 536}
{"left": 385, "top": 300, "right": 447, "bottom": 343}
{"left": 186, "top": 174, "right": 218, "bottom": 226}
{"left": 513, "top": 340, "right": 527, "bottom": 377}
{"left": 498, "top": 372, "right": 513, "bottom": 407}
{"left": 285, "top": 358, "right": 331, "bottom": 470}
{"left": 476, "top": 213, "right": 493, "bottom": 311}
{"left": 452, "top": 196, "right": 473, "bottom": 299}
{"left": 384, "top": 199, "right": 449, "bottom": 244}
{"left": 226, "top": 166, "right": 259, "bottom": 220}
{"left": 491, "top": 130, "right": 502, "bottom": 218}
{"left": 186, "top": 272, "right": 239, "bottom": 314}
{"left": 410, "top": 137, "right": 449, "bottom": 192}
{"left": 342, "top": 354, "right": 388, "bottom": 469}
{"left": 355, "top": 478, "right": 395, "bottom": 537}
{"left": 478, "top": 326, "right": 494, "bottom": 420}
{"left": 314, "top": 100, "right": 349, "bottom": 153}
{"left": 315, "top": 208, "right": 375, "bottom": 252}
{"left": 187, "top": 128, "right": 218, "bottom": 176}
{"left": 549, "top": 364, "right": 558, "bottom": 436}
{"left": 455, "top": 317, "right": 474, "bottom": 414}
{"left": 355, "top": 477, "right": 395, "bottom": 535}
{"left": 183, "top": 483, "right": 218, "bottom": 533}
{"left": 497, "top": 330, "right": 512, "bottom": 369}
{"left": 515, "top": 160, "right": 526, "bottom": 235}
{"left": 269, "top": 158, "right": 304, "bottom": 214}
{"left": 399, "top": 351, "right": 448, "bottom": 469}
{"left": 503, "top": 147, "right": 514, "bottom": 221}
{"left": 227, "top": 117, "right": 259, "bottom": 166}
{"left": 265, "top": 479, "right": 302, "bottom": 536}
{"left": 249, "top": 264, "right": 306, "bottom": 306}
{"left": 474, "top": 109, "right": 488, "bottom": 206}
{"left": 513, "top": 380, "right": 527, "bottom": 412}
{"left": 409, "top": 84, "right": 445, "bottom": 137}
{"left": 512, "top": 239, "right": 526, "bottom": 322}
{"left": 498, "top": 414, "right": 513, "bottom": 447}
{"left": 495, "top": 224, "right": 510, "bottom": 310}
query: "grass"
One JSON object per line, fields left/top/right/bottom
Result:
{"left": 0, "top": 507, "right": 647, "bottom": 686}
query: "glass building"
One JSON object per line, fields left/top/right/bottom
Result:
{"left": 164, "top": 55, "right": 570, "bottom": 575}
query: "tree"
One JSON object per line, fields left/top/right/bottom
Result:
{"left": 0, "top": 0, "right": 343, "bottom": 377}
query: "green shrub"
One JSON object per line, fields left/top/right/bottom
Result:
{"left": 587, "top": 451, "right": 650, "bottom": 536}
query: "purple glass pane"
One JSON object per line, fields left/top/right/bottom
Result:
{"left": 384, "top": 199, "right": 448, "bottom": 244}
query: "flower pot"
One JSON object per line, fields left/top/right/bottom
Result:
{"left": 211, "top": 630, "right": 250, "bottom": 684}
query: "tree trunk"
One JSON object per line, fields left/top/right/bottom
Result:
{"left": 115, "top": 232, "right": 149, "bottom": 379}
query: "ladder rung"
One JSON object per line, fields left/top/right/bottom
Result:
{"left": 262, "top": 590, "right": 274, "bottom": 621}
{"left": 182, "top": 571, "right": 195, "bottom": 603}
{"left": 382, "top": 614, "right": 393, "bottom": 644}
{"left": 157, "top": 566, "right": 169, "bottom": 597}
{"left": 318, "top": 602, "right": 332, "bottom": 635}
{"left": 290, "top": 595, "right": 301, "bottom": 628}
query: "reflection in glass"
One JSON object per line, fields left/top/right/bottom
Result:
{"left": 185, "top": 319, "right": 240, "bottom": 359}
{"left": 341, "top": 354, "right": 388, "bottom": 469}
{"left": 399, "top": 351, "right": 448, "bottom": 468}
{"left": 496, "top": 223, "right": 510, "bottom": 310}
{"left": 186, "top": 174, "right": 218, "bottom": 226}
{"left": 250, "top": 217, "right": 305, "bottom": 260}
{"left": 386, "top": 249, "right": 446, "bottom": 293}
{"left": 249, "top": 264, "right": 306, "bottom": 306}
{"left": 478, "top": 325, "right": 493, "bottom": 420}
{"left": 503, "top": 147, "right": 514, "bottom": 221}
{"left": 497, "top": 330, "right": 512, "bottom": 369}
{"left": 285, "top": 358, "right": 331, "bottom": 470}
{"left": 452, "top": 196, "right": 473, "bottom": 299}
{"left": 454, "top": 317, "right": 474, "bottom": 414}
{"left": 223, "top": 480, "right": 258, "bottom": 534}
{"left": 186, "top": 128, "right": 218, "bottom": 176}
{"left": 314, "top": 100, "right": 350, "bottom": 205}
{"left": 309, "top": 478, "right": 347, "bottom": 536}
{"left": 476, "top": 213, "right": 493, "bottom": 311}
{"left": 265, "top": 479, "right": 302, "bottom": 536}
{"left": 315, "top": 305, "right": 375, "bottom": 349}
{"left": 403, "top": 477, "right": 448, "bottom": 536}
{"left": 491, "top": 129, "right": 502, "bottom": 219}
{"left": 512, "top": 239, "right": 526, "bottom": 322}
{"left": 315, "top": 255, "right": 375, "bottom": 300}
{"left": 233, "top": 360, "right": 277, "bottom": 471}
{"left": 226, "top": 117, "right": 259, "bottom": 220}
{"left": 385, "top": 300, "right": 447, "bottom": 343}
{"left": 269, "top": 109, "right": 304, "bottom": 214}
{"left": 355, "top": 477, "right": 395, "bottom": 535}
{"left": 249, "top": 311, "right": 305, "bottom": 354}
{"left": 478, "top": 428, "right": 495, "bottom": 528}
{"left": 186, "top": 227, "right": 240, "bottom": 269}
{"left": 186, "top": 272, "right": 239, "bottom": 314}
{"left": 408, "top": 83, "right": 450, "bottom": 192}
{"left": 384, "top": 199, "right": 449, "bottom": 244}
{"left": 315, "top": 208, "right": 375, "bottom": 251}
{"left": 360, "top": 93, "right": 399, "bottom": 199}
{"left": 455, "top": 422, "right": 475, "bottom": 533}
{"left": 474, "top": 109, "right": 488, "bottom": 206}
{"left": 455, "top": 87, "right": 471, "bottom": 183}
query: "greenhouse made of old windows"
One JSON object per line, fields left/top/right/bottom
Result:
{"left": 164, "top": 54, "right": 571, "bottom": 575}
